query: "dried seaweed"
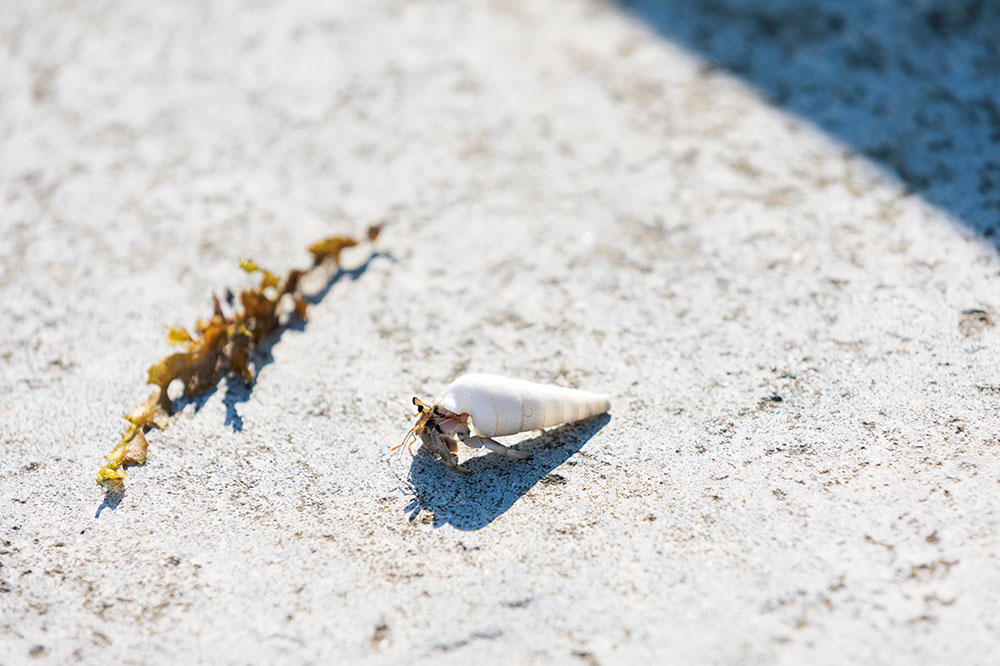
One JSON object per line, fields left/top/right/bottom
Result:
{"left": 97, "top": 224, "right": 383, "bottom": 484}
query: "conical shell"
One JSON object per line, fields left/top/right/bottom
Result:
{"left": 438, "top": 373, "right": 610, "bottom": 438}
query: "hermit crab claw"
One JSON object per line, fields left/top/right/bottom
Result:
{"left": 420, "top": 429, "right": 471, "bottom": 474}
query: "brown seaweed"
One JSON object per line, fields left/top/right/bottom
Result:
{"left": 96, "top": 224, "right": 382, "bottom": 484}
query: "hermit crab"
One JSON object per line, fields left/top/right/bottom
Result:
{"left": 397, "top": 373, "right": 611, "bottom": 473}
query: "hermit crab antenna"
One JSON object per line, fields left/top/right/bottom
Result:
{"left": 391, "top": 427, "right": 417, "bottom": 452}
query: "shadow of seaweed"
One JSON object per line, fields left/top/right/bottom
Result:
{"left": 95, "top": 480, "right": 125, "bottom": 517}
{"left": 402, "top": 413, "right": 611, "bottom": 531}
{"left": 305, "top": 251, "right": 395, "bottom": 307}
{"left": 612, "top": 0, "right": 1000, "bottom": 237}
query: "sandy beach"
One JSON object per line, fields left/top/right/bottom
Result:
{"left": 2, "top": 1, "right": 999, "bottom": 663}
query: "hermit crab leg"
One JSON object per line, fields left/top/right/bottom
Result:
{"left": 461, "top": 435, "right": 532, "bottom": 460}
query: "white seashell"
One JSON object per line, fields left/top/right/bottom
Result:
{"left": 437, "top": 373, "right": 611, "bottom": 438}
{"left": 400, "top": 373, "right": 610, "bottom": 473}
